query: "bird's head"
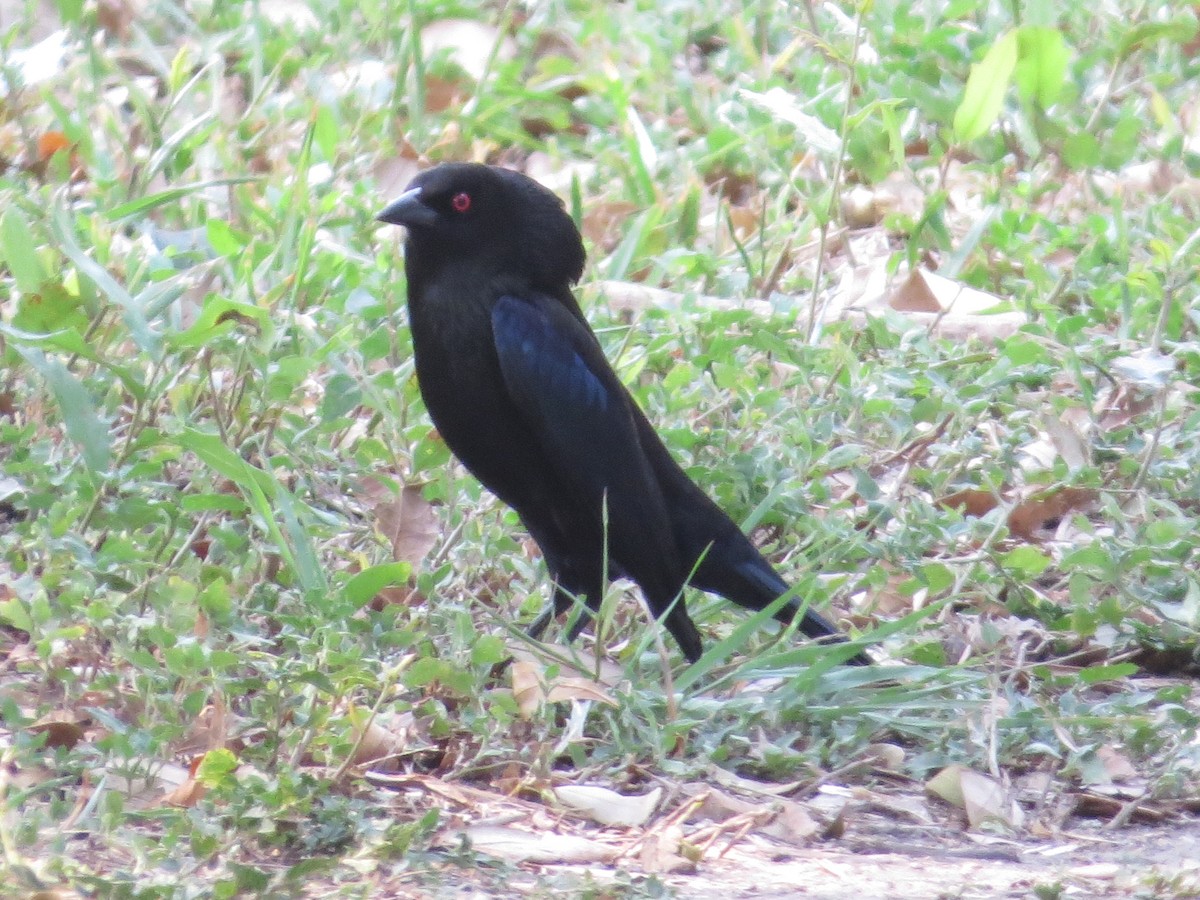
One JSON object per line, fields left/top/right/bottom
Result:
{"left": 378, "top": 163, "right": 586, "bottom": 290}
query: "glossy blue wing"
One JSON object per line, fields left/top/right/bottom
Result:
{"left": 492, "top": 294, "right": 639, "bottom": 503}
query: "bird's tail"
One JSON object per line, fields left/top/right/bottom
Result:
{"left": 697, "top": 550, "right": 871, "bottom": 665}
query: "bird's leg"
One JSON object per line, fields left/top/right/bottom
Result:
{"left": 526, "top": 582, "right": 592, "bottom": 642}
{"left": 660, "top": 595, "right": 703, "bottom": 664}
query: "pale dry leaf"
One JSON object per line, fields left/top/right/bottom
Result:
{"left": 554, "top": 784, "right": 662, "bottom": 827}
{"left": 759, "top": 799, "right": 821, "bottom": 845}
{"left": 510, "top": 656, "right": 618, "bottom": 720}
{"left": 926, "top": 763, "right": 969, "bottom": 809}
{"left": 929, "top": 765, "right": 1021, "bottom": 830}
{"left": 890, "top": 269, "right": 1002, "bottom": 315}
{"left": 862, "top": 790, "right": 935, "bottom": 825}
{"left": 695, "top": 788, "right": 764, "bottom": 822}
{"left": 738, "top": 88, "right": 841, "bottom": 155}
{"left": 461, "top": 824, "right": 618, "bottom": 864}
{"left": 593, "top": 280, "right": 776, "bottom": 318}
{"left": 841, "top": 184, "right": 879, "bottom": 229}
{"left": 259, "top": 0, "right": 319, "bottom": 30}
{"left": 348, "top": 711, "right": 412, "bottom": 769}
{"left": 420, "top": 19, "right": 516, "bottom": 82}
{"left": 880, "top": 269, "right": 1027, "bottom": 341}
{"left": 510, "top": 658, "right": 544, "bottom": 720}
{"left": 374, "top": 151, "right": 423, "bottom": 200}
{"left": 547, "top": 676, "right": 618, "bottom": 706}
{"left": 640, "top": 823, "right": 692, "bottom": 874}
{"left": 862, "top": 742, "right": 906, "bottom": 771}
{"left": 1096, "top": 745, "right": 1138, "bottom": 783}
{"left": 1111, "top": 349, "right": 1176, "bottom": 390}
{"left": 507, "top": 641, "right": 626, "bottom": 687}
{"left": 1038, "top": 409, "right": 1091, "bottom": 471}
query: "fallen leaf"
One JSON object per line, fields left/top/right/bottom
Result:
{"left": 927, "top": 765, "right": 1022, "bottom": 830}
{"left": 421, "top": 19, "right": 516, "bottom": 82}
{"left": 372, "top": 482, "right": 440, "bottom": 566}
{"left": 460, "top": 824, "right": 617, "bottom": 863}
{"left": 554, "top": 784, "right": 662, "bottom": 827}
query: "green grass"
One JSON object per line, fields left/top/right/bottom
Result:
{"left": 1, "top": 0, "right": 1199, "bottom": 896}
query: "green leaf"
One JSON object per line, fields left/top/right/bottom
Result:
{"left": 12, "top": 282, "right": 87, "bottom": 335}
{"left": 53, "top": 0, "right": 83, "bottom": 24}
{"left": 196, "top": 747, "right": 239, "bottom": 786}
{"left": 0, "top": 596, "right": 33, "bottom": 632}
{"left": 1001, "top": 545, "right": 1052, "bottom": 577}
{"left": 51, "top": 204, "right": 158, "bottom": 354}
{"left": 1014, "top": 26, "right": 1069, "bottom": 108}
{"left": 167, "top": 295, "right": 269, "bottom": 349}
{"left": 470, "top": 635, "right": 507, "bottom": 666}
{"left": 1117, "top": 16, "right": 1199, "bottom": 60}
{"left": 206, "top": 219, "right": 251, "bottom": 258}
{"left": 1078, "top": 663, "right": 1139, "bottom": 685}
{"left": 343, "top": 562, "right": 413, "bottom": 606}
{"left": 319, "top": 373, "right": 362, "bottom": 422}
{"left": 13, "top": 346, "right": 111, "bottom": 473}
{"left": 313, "top": 105, "right": 339, "bottom": 163}
{"left": 1062, "top": 131, "right": 1100, "bottom": 169}
{"left": 0, "top": 208, "right": 48, "bottom": 293}
{"left": 106, "top": 178, "right": 257, "bottom": 221}
{"left": 953, "top": 30, "right": 1018, "bottom": 143}
{"left": 176, "top": 428, "right": 325, "bottom": 592}
{"left": 0, "top": 322, "right": 147, "bottom": 402}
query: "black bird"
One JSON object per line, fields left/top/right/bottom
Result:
{"left": 378, "top": 163, "right": 866, "bottom": 665}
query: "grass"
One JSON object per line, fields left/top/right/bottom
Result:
{"left": 1, "top": 0, "right": 1199, "bottom": 896}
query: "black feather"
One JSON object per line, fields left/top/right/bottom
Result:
{"left": 378, "top": 163, "right": 868, "bottom": 666}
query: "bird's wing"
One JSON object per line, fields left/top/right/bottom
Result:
{"left": 491, "top": 293, "right": 659, "bottom": 517}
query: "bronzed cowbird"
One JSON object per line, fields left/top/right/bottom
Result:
{"left": 378, "top": 163, "right": 867, "bottom": 665}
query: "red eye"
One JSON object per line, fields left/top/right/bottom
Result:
{"left": 451, "top": 192, "right": 471, "bottom": 213}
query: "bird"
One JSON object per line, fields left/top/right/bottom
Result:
{"left": 377, "top": 162, "right": 868, "bottom": 666}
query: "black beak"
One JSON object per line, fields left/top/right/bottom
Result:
{"left": 376, "top": 187, "right": 435, "bottom": 228}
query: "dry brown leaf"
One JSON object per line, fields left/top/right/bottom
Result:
{"left": 347, "top": 710, "right": 412, "bottom": 770}
{"left": 96, "top": 0, "right": 139, "bottom": 36}
{"left": 182, "top": 696, "right": 229, "bottom": 754}
{"left": 373, "top": 149, "right": 423, "bottom": 201}
{"left": 29, "top": 712, "right": 86, "bottom": 750}
{"left": 510, "top": 657, "right": 618, "bottom": 719}
{"left": 581, "top": 199, "right": 638, "bottom": 251}
{"left": 890, "top": 269, "right": 1000, "bottom": 315}
{"left": 878, "top": 269, "right": 1027, "bottom": 341}
{"left": 372, "top": 482, "right": 440, "bottom": 566}
{"left": 1007, "top": 488, "right": 1098, "bottom": 541}
{"left": 510, "top": 658, "right": 544, "bottom": 720}
{"left": 939, "top": 489, "right": 1000, "bottom": 518}
{"left": 162, "top": 775, "right": 206, "bottom": 808}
